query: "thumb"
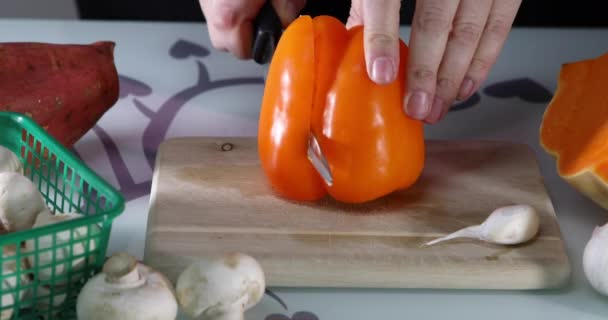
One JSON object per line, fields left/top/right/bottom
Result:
{"left": 271, "top": 0, "right": 307, "bottom": 27}
{"left": 362, "top": 0, "right": 402, "bottom": 84}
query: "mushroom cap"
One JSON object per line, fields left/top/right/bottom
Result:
{"left": 0, "top": 146, "right": 22, "bottom": 174}
{"left": 1, "top": 244, "right": 30, "bottom": 320}
{"left": 0, "top": 172, "right": 47, "bottom": 233}
{"left": 176, "top": 252, "right": 266, "bottom": 319}
{"left": 35, "top": 285, "right": 68, "bottom": 320}
{"left": 76, "top": 262, "right": 178, "bottom": 320}
{"left": 24, "top": 212, "right": 100, "bottom": 283}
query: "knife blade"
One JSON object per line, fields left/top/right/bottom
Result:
{"left": 306, "top": 132, "right": 333, "bottom": 186}
{"left": 251, "top": 1, "right": 334, "bottom": 187}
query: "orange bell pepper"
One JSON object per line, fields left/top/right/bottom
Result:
{"left": 257, "top": 15, "right": 425, "bottom": 203}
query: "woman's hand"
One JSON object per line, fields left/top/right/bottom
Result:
{"left": 347, "top": 0, "right": 522, "bottom": 124}
{"left": 199, "top": 0, "right": 306, "bottom": 58}
{"left": 200, "top": 0, "right": 522, "bottom": 125}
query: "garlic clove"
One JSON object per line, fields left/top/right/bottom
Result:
{"left": 0, "top": 145, "right": 22, "bottom": 175}
{"left": 0, "top": 172, "right": 48, "bottom": 233}
{"left": 25, "top": 211, "right": 100, "bottom": 284}
{"left": 176, "top": 252, "right": 266, "bottom": 320}
{"left": 583, "top": 222, "right": 608, "bottom": 296}
{"left": 76, "top": 252, "right": 178, "bottom": 320}
{"left": 477, "top": 204, "right": 540, "bottom": 244}
{"left": 423, "top": 204, "right": 540, "bottom": 246}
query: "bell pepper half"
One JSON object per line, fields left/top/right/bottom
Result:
{"left": 257, "top": 15, "right": 425, "bottom": 203}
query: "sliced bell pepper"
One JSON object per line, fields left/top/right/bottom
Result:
{"left": 258, "top": 15, "right": 425, "bottom": 203}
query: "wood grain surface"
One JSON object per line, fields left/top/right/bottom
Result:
{"left": 144, "top": 137, "right": 571, "bottom": 289}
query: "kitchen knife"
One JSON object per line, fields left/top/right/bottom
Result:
{"left": 251, "top": 2, "right": 334, "bottom": 187}
{"left": 251, "top": 1, "right": 282, "bottom": 66}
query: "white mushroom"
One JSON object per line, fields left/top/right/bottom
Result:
{"left": 25, "top": 211, "right": 100, "bottom": 284}
{"left": 0, "top": 145, "right": 22, "bottom": 174}
{"left": 176, "top": 252, "right": 266, "bottom": 320}
{"left": 583, "top": 222, "right": 608, "bottom": 296}
{"left": 0, "top": 172, "right": 48, "bottom": 234}
{"left": 33, "top": 284, "right": 68, "bottom": 319}
{"left": 1, "top": 244, "right": 31, "bottom": 320}
{"left": 76, "top": 252, "right": 178, "bottom": 320}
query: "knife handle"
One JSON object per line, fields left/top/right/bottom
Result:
{"left": 251, "top": 1, "right": 283, "bottom": 64}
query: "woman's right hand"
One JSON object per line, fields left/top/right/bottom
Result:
{"left": 199, "top": 0, "right": 306, "bottom": 59}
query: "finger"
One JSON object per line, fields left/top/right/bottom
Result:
{"left": 216, "top": 23, "right": 255, "bottom": 59}
{"left": 427, "top": 0, "right": 493, "bottom": 124}
{"left": 200, "top": 0, "right": 265, "bottom": 58}
{"left": 272, "top": 0, "right": 307, "bottom": 27}
{"left": 361, "top": 0, "right": 402, "bottom": 85}
{"left": 459, "top": 0, "right": 521, "bottom": 100}
{"left": 405, "top": 0, "right": 460, "bottom": 120}
{"left": 345, "top": 0, "right": 363, "bottom": 29}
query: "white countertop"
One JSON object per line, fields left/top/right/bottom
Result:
{"left": 2, "top": 18, "right": 608, "bottom": 320}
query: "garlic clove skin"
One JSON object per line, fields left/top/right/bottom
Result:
{"left": 176, "top": 252, "right": 266, "bottom": 320}
{"left": 478, "top": 204, "right": 540, "bottom": 245}
{"left": 0, "top": 146, "right": 22, "bottom": 174}
{"left": 583, "top": 222, "right": 608, "bottom": 296}
{"left": 76, "top": 252, "right": 178, "bottom": 320}
{"left": 25, "top": 211, "right": 100, "bottom": 284}
{"left": 422, "top": 226, "right": 481, "bottom": 247}
{"left": 0, "top": 172, "right": 48, "bottom": 233}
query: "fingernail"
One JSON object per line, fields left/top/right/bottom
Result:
{"left": 405, "top": 91, "right": 430, "bottom": 119}
{"left": 425, "top": 96, "right": 445, "bottom": 124}
{"left": 458, "top": 78, "right": 474, "bottom": 100}
{"left": 371, "top": 57, "right": 396, "bottom": 84}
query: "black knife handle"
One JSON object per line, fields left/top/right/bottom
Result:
{"left": 251, "top": 1, "right": 283, "bottom": 64}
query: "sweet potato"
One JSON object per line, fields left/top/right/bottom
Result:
{"left": 0, "top": 41, "right": 119, "bottom": 147}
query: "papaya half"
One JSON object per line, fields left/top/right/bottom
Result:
{"left": 540, "top": 52, "right": 608, "bottom": 209}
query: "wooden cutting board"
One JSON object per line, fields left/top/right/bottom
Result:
{"left": 143, "top": 137, "right": 571, "bottom": 289}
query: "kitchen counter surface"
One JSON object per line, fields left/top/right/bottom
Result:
{"left": 1, "top": 18, "right": 608, "bottom": 319}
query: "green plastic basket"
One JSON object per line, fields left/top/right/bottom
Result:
{"left": 0, "top": 112, "right": 125, "bottom": 319}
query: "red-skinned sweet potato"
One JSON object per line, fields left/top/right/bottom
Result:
{"left": 0, "top": 41, "right": 119, "bottom": 147}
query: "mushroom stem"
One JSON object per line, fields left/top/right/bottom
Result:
{"left": 103, "top": 253, "right": 141, "bottom": 286}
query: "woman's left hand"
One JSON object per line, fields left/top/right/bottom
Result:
{"left": 346, "top": 0, "right": 522, "bottom": 124}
